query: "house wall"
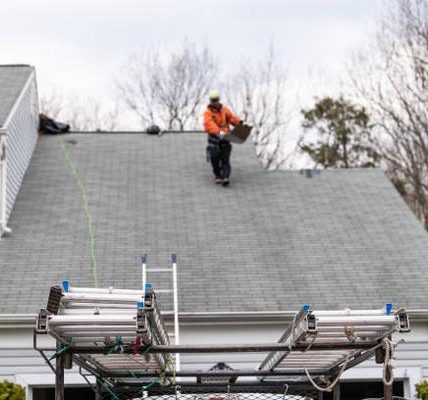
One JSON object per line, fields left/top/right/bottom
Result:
{"left": 1, "top": 70, "right": 38, "bottom": 231}
{"left": 0, "top": 135, "right": 6, "bottom": 229}
{"left": 0, "top": 321, "right": 427, "bottom": 399}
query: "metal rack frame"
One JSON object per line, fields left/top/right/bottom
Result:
{"left": 35, "top": 284, "right": 410, "bottom": 400}
{"left": 259, "top": 305, "right": 409, "bottom": 376}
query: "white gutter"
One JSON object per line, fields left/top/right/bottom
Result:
{"left": 0, "top": 314, "right": 37, "bottom": 328}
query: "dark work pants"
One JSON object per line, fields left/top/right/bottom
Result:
{"left": 208, "top": 140, "right": 232, "bottom": 178}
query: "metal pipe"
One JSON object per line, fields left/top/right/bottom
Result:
{"left": 315, "top": 325, "right": 391, "bottom": 332}
{"left": 281, "top": 356, "right": 345, "bottom": 361}
{"left": 37, "top": 350, "right": 56, "bottom": 374}
{"left": 283, "top": 351, "right": 349, "bottom": 357}
{"left": 62, "top": 293, "right": 143, "bottom": 303}
{"left": 58, "top": 337, "right": 136, "bottom": 343}
{"left": 312, "top": 310, "right": 388, "bottom": 316}
{"left": 68, "top": 287, "right": 144, "bottom": 295}
{"left": 97, "top": 368, "right": 328, "bottom": 378}
{"left": 315, "top": 316, "right": 396, "bottom": 326}
{"left": 333, "top": 383, "right": 341, "bottom": 400}
{"left": 65, "top": 301, "right": 137, "bottom": 313}
{"left": 259, "top": 306, "right": 310, "bottom": 372}
{"left": 48, "top": 315, "right": 137, "bottom": 324}
{"left": 300, "top": 337, "right": 379, "bottom": 343}
{"left": 56, "top": 331, "right": 137, "bottom": 337}
{"left": 111, "top": 381, "right": 316, "bottom": 393}
{"left": 60, "top": 309, "right": 135, "bottom": 315}
{"left": 66, "top": 342, "right": 374, "bottom": 354}
{"left": 142, "top": 254, "right": 147, "bottom": 294}
{"left": 316, "top": 330, "right": 389, "bottom": 337}
{"left": 54, "top": 324, "right": 136, "bottom": 331}
{"left": 55, "top": 342, "right": 65, "bottom": 400}
{"left": 172, "top": 254, "right": 180, "bottom": 371}
{"left": 277, "top": 362, "right": 337, "bottom": 366}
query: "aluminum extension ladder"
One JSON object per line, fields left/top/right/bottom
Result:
{"left": 141, "top": 253, "right": 180, "bottom": 371}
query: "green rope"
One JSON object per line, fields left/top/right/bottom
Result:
{"left": 105, "top": 336, "right": 123, "bottom": 355}
{"left": 48, "top": 344, "right": 70, "bottom": 361}
{"left": 97, "top": 378, "right": 120, "bottom": 400}
{"left": 142, "top": 380, "right": 158, "bottom": 391}
{"left": 140, "top": 344, "right": 152, "bottom": 355}
{"left": 127, "top": 369, "right": 138, "bottom": 378}
{"left": 59, "top": 136, "right": 99, "bottom": 287}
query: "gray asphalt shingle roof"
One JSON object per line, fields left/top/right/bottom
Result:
{"left": 0, "top": 65, "right": 33, "bottom": 127}
{"left": 1, "top": 132, "right": 427, "bottom": 314}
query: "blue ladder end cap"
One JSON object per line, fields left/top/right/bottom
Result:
{"left": 145, "top": 283, "right": 153, "bottom": 291}
{"left": 385, "top": 303, "right": 393, "bottom": 315}
{"left": 137, "top": 301, "right": 144, "bottom": 309}
{"left": 62, "top": 280, "right": 69, "bottom": 293}
{"left": 303, "top": 304, "right": 311, "bottom": 312}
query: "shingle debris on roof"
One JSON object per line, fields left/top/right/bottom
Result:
{"left": 0, "top": 132, "right": 427, "bottom": 314}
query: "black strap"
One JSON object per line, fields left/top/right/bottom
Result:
{"left": 208, "top": 135, "right": 220, "bottom": 145}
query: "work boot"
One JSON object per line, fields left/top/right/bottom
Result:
{"left": 222, "top": 177, "right": 230, "bottom": 186}
{"left": 214, "top": 177, "right": 222, "bottom": 184}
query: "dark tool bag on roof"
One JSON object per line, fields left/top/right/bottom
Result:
{"left": 39, "top": 114, "right": 70, "bottom": 135}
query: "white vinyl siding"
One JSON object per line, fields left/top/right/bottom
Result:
{"left": 3, "top": 71, "right": 39, "bottom": 222}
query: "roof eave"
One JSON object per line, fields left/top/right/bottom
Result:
{"left": 0, "top": 313, "right": 37, "bottom": 328}
{"left": 174, "top": 309, "right": 428, "bottom": 325}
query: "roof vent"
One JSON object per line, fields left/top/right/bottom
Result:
{"left": 146, "top": 125, "right": 161, "bottom": 135}
{"left": 197, "top": 362, "right": 237, "bottom": 384}
{"left": 301, "top": 168, "right": 321, "bottom": 178}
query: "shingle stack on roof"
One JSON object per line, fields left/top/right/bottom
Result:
{"left": 0, "top": 132, "right": 427, "bottom": 314}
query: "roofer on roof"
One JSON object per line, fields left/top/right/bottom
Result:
{"left": 203, "top": 89, "right": 242, "bottom": 186}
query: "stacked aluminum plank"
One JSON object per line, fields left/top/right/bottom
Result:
{"left": 259, "top": 306, "right": 409, "bottom": 374}
{"left": 39, "top": 282, "right": 173, "bottom": 374}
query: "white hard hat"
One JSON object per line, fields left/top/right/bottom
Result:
{"left": 208, "top": 89, "right": 220, "bottom": 101}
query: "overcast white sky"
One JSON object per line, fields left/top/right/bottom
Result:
{"left": 0, "top": 0, "right": 384, "bottom": 129}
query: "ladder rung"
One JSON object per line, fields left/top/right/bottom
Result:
{"left": 146, "top": 269, "right": 171, "bottom": 272}
{"left": 155, "top": 289, "right": 173, "bottom": 294}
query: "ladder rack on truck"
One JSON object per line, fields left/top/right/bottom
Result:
{"left": 37, "top": 281, "right": 175, "bottom": 379}
{"left": 259, "top": 305, "right": 409, "bottom": 376}
{"left": 35, "top": 283, "right": 410, "bottom": 400}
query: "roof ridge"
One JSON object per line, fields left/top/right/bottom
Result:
{"left": 0, "top": 64, "right": 33, "bottom": 68}
{"left": 63, "top": 130, "right": 203, "bottom": 134}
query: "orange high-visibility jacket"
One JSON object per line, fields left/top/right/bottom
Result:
{"left": 203, "top": 104, "right": 241, "bottom": 135}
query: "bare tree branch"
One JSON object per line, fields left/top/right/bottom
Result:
{"left": 40, "top": 90, "right": 120, "bottom": 132}
{"left": 115, "top": 43, "right": 217, "bottom": 131}
{"left": 351, "top": 0, "right": 428, "bottom": 229}
{"left": 224, "top": 47, "right": 289, "bottom": 170}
